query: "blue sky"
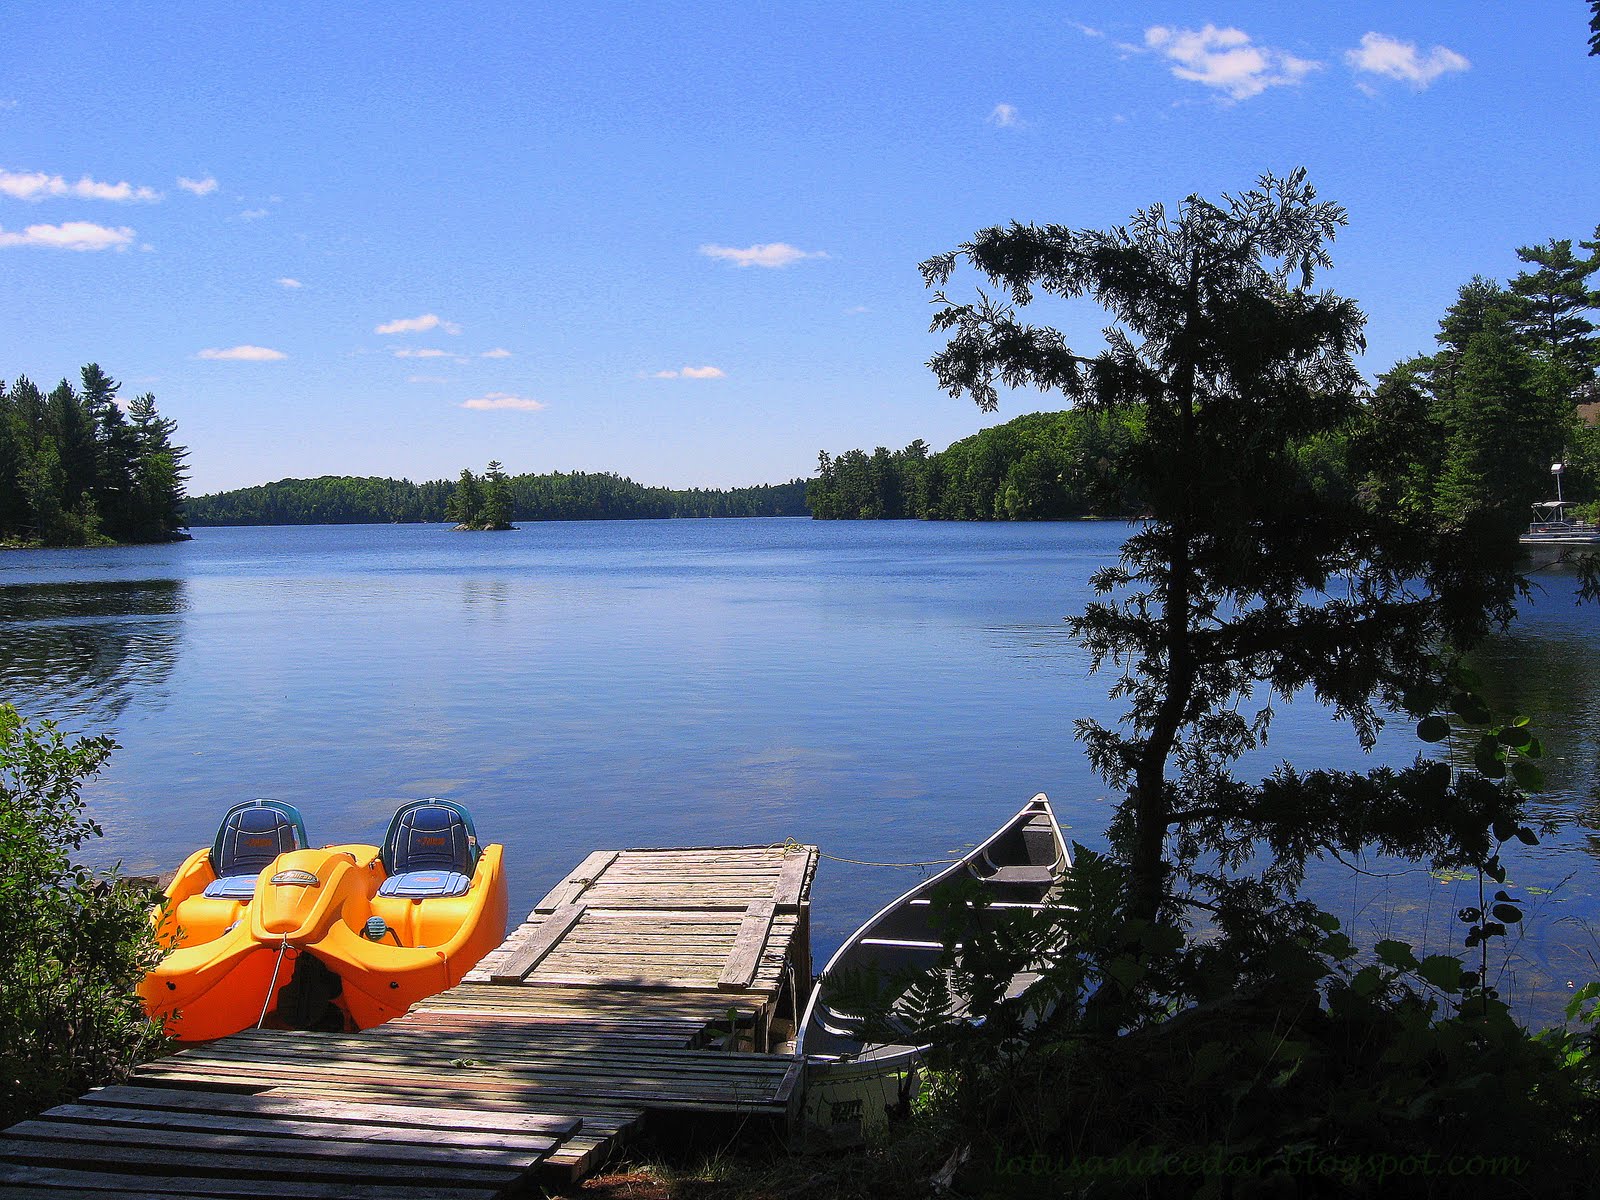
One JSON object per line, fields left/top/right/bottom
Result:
{"left": 2, "top": 2, "right": 1596, "bottom": 494}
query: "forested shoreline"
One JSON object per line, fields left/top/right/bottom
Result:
{"left": 0, "top": 366, "right": 188, "bottom": 548}
{"left": 185, "top": 469, "right": 809, "bottom": 525}
{"left": 813, "top": 226, "right": 1600, "bottom": 527}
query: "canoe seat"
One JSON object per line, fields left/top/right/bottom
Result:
{"left": 203, "top": 799, "right": 308, "bottom": 899}
{"left": 979, "top": 864, "right": 1057, "bottom": 886}
{"left": 377, "top": 868, "right": 472, "bottom": 898}
{"left": 379, "top": 798, "right": 479, "bottom": 898}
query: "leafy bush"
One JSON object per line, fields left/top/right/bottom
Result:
{"left": 0, "top": 703, "right": 166, "bottom": 1127}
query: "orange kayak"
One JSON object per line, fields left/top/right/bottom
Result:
{"left": 139, "top": 799, "right": 507, "bottom": 1041}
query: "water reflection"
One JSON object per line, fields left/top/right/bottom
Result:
{"left": 1472, "top": 574, "right": 1600, "bottom": 849}
{"left": 0, "top": 580, "right": 186, "bottom": 723}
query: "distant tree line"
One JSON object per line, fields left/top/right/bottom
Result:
{"left": 186, "top": 469, "right": 809, "bottom": 525}
{"left": 813, "top": 226, "right": 1600, "bottom": 530}
{"left": 0, "top": 365, "right": 188, "bottom": 547}
{"left": 810, "top": 409, "right": 1144, "bottom": 520}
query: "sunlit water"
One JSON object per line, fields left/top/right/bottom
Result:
{"left": 1, "top": 521, "right": 1594, "bottom": 1023}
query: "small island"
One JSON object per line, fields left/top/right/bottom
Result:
{"left": 445, "top": 461, "right": 515, "bottom": 531}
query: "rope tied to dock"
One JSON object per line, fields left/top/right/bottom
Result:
{"left": 256, "top": 933, "right": 292, "bottom": 1029}
{"left": 774, "top": 836, "right": 957, "bottom": 870}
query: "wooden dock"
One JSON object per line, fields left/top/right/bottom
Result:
{"left": 0, "top": 842, "right": 817, "bottom": 1198}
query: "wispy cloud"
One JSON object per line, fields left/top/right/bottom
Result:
{"left": 407, "top": 374, "right": 449, "bottom": 384}
{"left": 987, "top": 103, "right": 1022, "bottom": 128}
{"left": 177, "top": 175, "right": 218, "bottom": 196}
{"left": 0, "top": 221, "right": 135, "bottom": 250}
{"left": 1144, "top": 25, "right": 1320, "bottom": 100}
{"left": 652, "top": 365, "right": 726, "bottom": 379}
{"left": 197, "top": 345, "right": 286, "bottom": 361}
{"left": 376, "top": 313, "right": 462, "bottom": 335}
{"left": 238, "top": 208, "right": 269, "bottom": 221}
{"left": 392, "top": 347, "right": 457, "bottom": 359}
{"left": 1071, "top": 22, "right": 1103, "bottom": 38}
{"left": 1345, "top": 32, "right": 1469, "bottom": 88}
{"left": 461, "top": 391, "right": 545, "bottom": 411}
{"left": 699, "top": 242, "right": 827, "bottom": 269}
{"left": 480, "top": 347, "right": 512, "bottom": 359}
{"left": 0, "top": 168, "right": 160, "bottom": 202}
{"left": 276, "top": 277, "right": 303, "bottom": 289}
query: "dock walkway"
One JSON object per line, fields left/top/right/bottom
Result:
{"left": 0, "top": 842, "right": 817, "bottom": 1198}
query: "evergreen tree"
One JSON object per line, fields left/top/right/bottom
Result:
{"left": 126, "top": 392, "right": 189, "bottom": 541}
{"left": 1508, "top": 237, "right": 1599, "bottom": 374}
{"left": 482, "top": 460, "right": 513, "bottom": 529}
{"left": 445, "top": 468, "right": 485, "bottom": 527}
{"left": 0, "top": 365, "right": 188, "bottom": 546}
{"left": 1435, "top": 307, "right": 1568, "bottom": 527}
{"left": 921, "top": 169, "right": 1524, "bottom": 943}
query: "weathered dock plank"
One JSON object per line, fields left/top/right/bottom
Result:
{"left": 0, "top": 840, "right": 818, "bottom": 1193}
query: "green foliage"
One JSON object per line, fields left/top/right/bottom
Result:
{"left": 0, "top": 703, "right": 166, "bottom": 1126}
{"left": 445, "top": 466, "right": 488, "bottom": 528}
{"left": 876, "top": 172, "right": 1600, "bottom": 1193}
{"left": 850, "top": 860, "right": 1600, "bottom": 1198}
{"left": 923, "top": 170, "right": 1527, "bottom": 945}
{"left": 0, "top": 365, "right": 188, "bottom": 547}
{"left": 809, "top": 410, "right": 1143, "bottom": 521}
{"left": 186, "top": 470, "right": 809, "bottom": 525}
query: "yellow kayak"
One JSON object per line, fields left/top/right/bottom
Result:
{"left": 140, "top": 798, "right": 507, "bottom": 1042}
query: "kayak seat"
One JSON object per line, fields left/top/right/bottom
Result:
{"left": 203, "top": 799, "right": 309, "bottom": 899}
{"left": 379, "top": 799, "right": 479, "bottom": 899}
{"left": 378, "top": 868, "right": 472, "bottom": 899}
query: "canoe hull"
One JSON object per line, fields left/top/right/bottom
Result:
{"left": 795, "top": 793, "right": 1068, "bottom": 1135}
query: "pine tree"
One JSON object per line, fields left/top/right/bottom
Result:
{"left": 445, "top": 468, "right": 484, "bottom": 527}
{"left": 127, "top": 391, "right": 189, "bottom": 540}
{"left": 1508, "top": 237, "right": 1599, "bottom": 374}
{"left": 921, "top": 169, "right": 1524, "bottom": 939}
{"left": 482, "top": 461, "right": 514, "bottom": 529}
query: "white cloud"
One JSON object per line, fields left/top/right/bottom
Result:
{"left": 480, "top": 347, "right": 512, "bottom": 359}
{"left": 177, "top": 175, "right": 218, "bottom": 196}
{"left": 376, "top": 313, "right": 462, "bottom": 335}
{"left": 845, "top": 305, "right": 870, "bottom": 314}
{"left": 1144, "top": 25, "right": 1320, "bottom": 100}
{"left": 461, "top": 391, "right": 545, "bottom": 411}
{"left": 699, "top": 242, "right": 827, "bottom": 269}
{"left": 196, "top": 345, "right": 286, "bottom": 361}
{"left": 1345, "top": 32, "right": 1469, "bottom": 88}
{"left": 238, "top": 208, "right": 269, "bottom": 221}
{"left": 988, "top": 103, "right": 1022, "bottom": 127}
{"left": 392, "top": 347, "right": 455, "bottom": 359}
{"left": 1072, "top": 22, "right": 1103, "bottom": 38}
{"left": 276, "top": 277, "right": 303, "bottom": 288}
{"left": 0, "top": 221, "right": 135, "bottom": 251}
{"left": 652, "top": 365, "right": 726, "bottom": 379}
{"left": 0, "top": 168, "right": 160, "bottom": 202}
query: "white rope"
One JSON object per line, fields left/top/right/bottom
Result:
{"left": 256, "top": 935, "right": 291, "bottom": 1029}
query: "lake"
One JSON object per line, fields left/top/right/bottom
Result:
{"left": 2, "top": 519, "right": 1595, "bottom": 1022}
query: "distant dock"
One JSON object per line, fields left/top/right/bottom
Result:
{"left": 0, "top": 841, "right": 819, "bottom": 1197}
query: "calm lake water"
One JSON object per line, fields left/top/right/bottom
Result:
{"left": 2, "top": 520, "right": 1595, "bottom": 1022}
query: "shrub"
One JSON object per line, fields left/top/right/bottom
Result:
{"left": 0, "top": 703, "right": 166, "bottom": 1127}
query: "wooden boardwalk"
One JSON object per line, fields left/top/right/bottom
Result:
{"left": 0, "top": 842, "right": 817, "bottom": 1197}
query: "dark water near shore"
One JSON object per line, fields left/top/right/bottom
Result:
{"left": 2, "top": 520, "right": 1595, "bottom": 1022}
